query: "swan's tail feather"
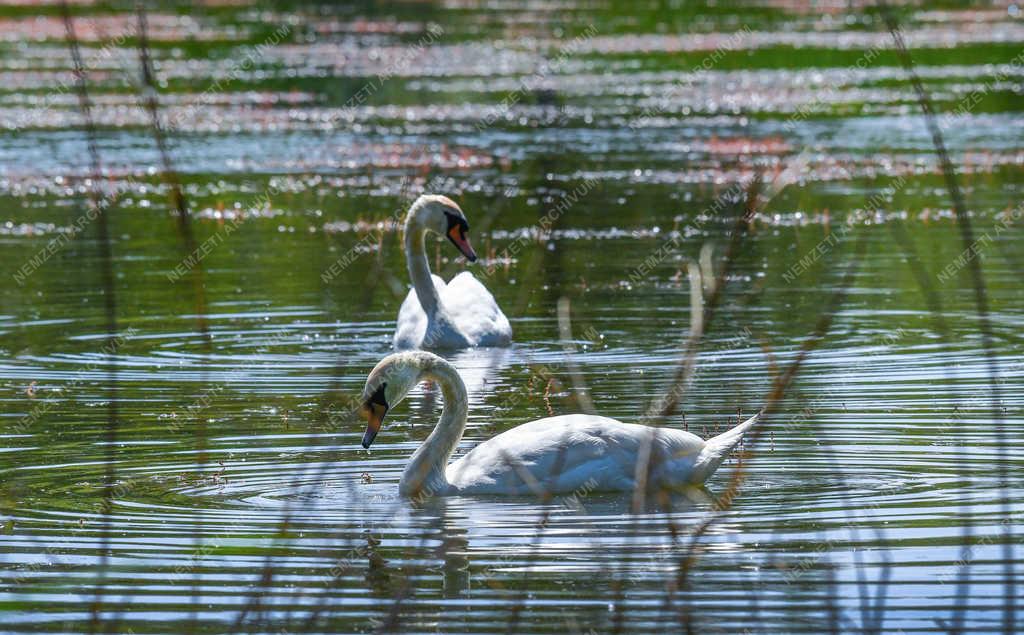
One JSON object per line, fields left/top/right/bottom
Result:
{"left": 689, "top": 409, "right": 762, "bottom": 483}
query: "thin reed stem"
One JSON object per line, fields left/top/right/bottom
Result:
{"left": 880, "top": 5, "right": 1014, "bottom": 632}
{"left": 61, "top": 5, "right": 122, "bottom": 633}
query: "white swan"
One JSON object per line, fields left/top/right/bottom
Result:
{"left": 358, "top": 351, "right": 761, "bottom": 498}
{"left": 393, "top": 194, "right": 512, "bottom": 350}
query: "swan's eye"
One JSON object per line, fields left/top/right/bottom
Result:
{"left": 361, "top": 384, "right": 389, "bottom": 449}
{"left": 368, "top": 383, "right": 388, "bottom": 408}
{"left": 444, "top": 211, "right": 477, "bottom": 262}
{"left": 444, "top": 211, "right": 469, "bottom": 237}
{"left": 361, "top": 384, "right": 388, "bottom": 421}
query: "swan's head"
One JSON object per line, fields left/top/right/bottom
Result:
{"left": 358, "top": 352, "right": 429, "bottom": 448}
{"left": 409, "top": 194, "right": 477, "bottom": 262}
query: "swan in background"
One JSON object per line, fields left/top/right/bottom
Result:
{"left": 393, "top": 194, "right": 512, "bottom": 350}
{"left": 359, "top": 351, "right": 761, "bottom": 498}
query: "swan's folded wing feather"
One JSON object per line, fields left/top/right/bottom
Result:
{"left": 445, "top": 415, "right": 716, "bottom": 494}
{"left": 687, "top": 411, "right": 760, "bottom": 483}
{"left": 446, "top": 415, "right": 669, "bottom": 494}
{"left": 393, "top": 275, "right": 448, "bottom": 349}
{"left": 442, "top": 271, "right": 512, "bottom": 346}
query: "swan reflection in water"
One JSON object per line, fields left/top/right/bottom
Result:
{"left": 346, "top": 486, "right": 727, "bottom": 601}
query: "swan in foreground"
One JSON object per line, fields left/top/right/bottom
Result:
{"left": 393, "top": 194, "right": 512, "bottom": 350}
{"left": 359, "top": 351, "right": 761, "bottom": 498}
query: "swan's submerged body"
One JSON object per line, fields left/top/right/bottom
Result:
{"left": 359, "top": 352, "right": 759, "bottom": 498}
{"left": 393, "top": 195, "right": 512, "bottom": 350}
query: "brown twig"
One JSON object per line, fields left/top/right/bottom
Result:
{"left": 887, "top": 219, "right": 973, "bottom": 631}
{"left": 675, "top": 233, "right": 867, "bottom": 631}
{"left": 557, "top": 296, "right": 597, "bottom": 415}
{"left": 134, "top": 3, "right": 215, "bottom": 629}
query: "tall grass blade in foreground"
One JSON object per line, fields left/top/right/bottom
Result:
{"left": 60, "top": 3, "right": 122, "bottom": 631}
{"left": 881, "top": 5, "right": 1014, "bottom": 632}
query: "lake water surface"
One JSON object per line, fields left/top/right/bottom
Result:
{"left": 1, "top": 2, "right": 1022, "bottom": 634}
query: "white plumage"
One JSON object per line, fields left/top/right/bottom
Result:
{"left": 392, "top": 195, "right": 512, "bottom": 350}
{"left": 394, "top": 272, "right": 512, "bottom": 350}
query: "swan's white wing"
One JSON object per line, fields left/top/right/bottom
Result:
{"left": 393, "top": 274, "right": 448, "bottom": 349}
{"left": 446, "top": 415, "right": 707, "bottom": 495}
{"left": 441, "top": 271, "right": 512, "bottom": 347}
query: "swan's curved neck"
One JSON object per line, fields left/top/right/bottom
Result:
{"left": 404, "top": 204, "right": 440, "bottom": 316}
{"left": 400, "top": 360, "right": 467, "bottom": 498}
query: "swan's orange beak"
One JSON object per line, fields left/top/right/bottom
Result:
{"left": 361, "top": 401, "right": 387, "bottom": 448}
{"left": 447, "top": 224, "right": 477, "bottom": 262}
